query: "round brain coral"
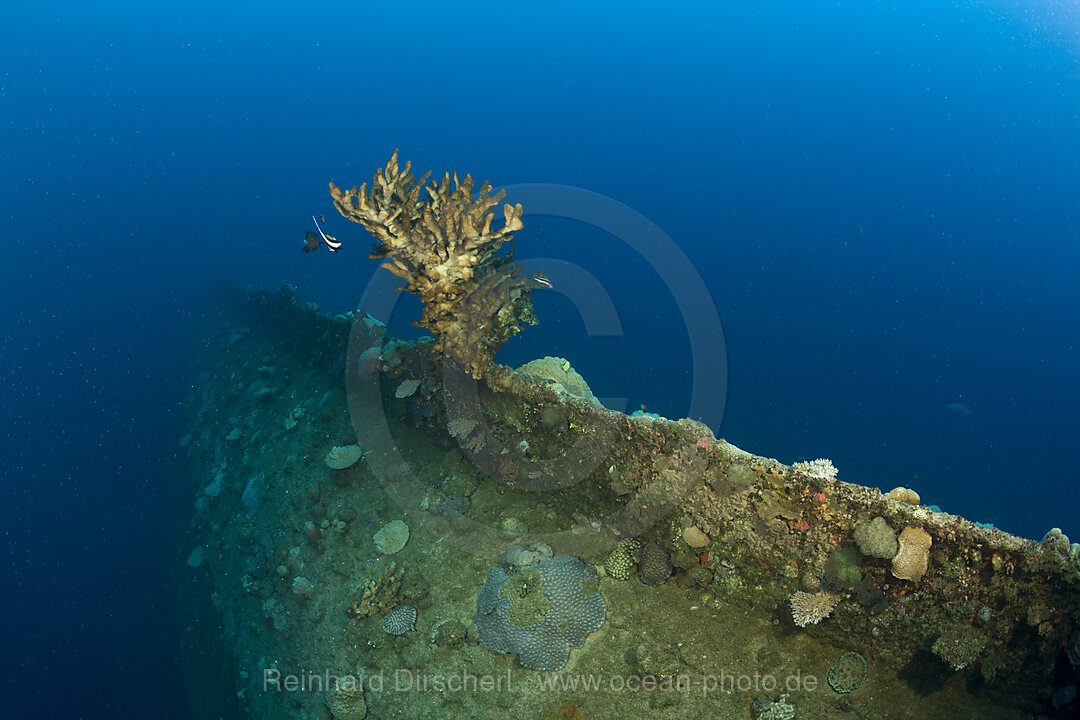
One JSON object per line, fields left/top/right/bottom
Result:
{"left": 604, "top": 539, "right": 639, "bottom": 581}
{"left": 382, "top": 604, "right": 417, "bottom": 635}
{"left": 891, "top": 527, "right": 932, "bottom": 581}
{"left": 638, "top": 542, "right": 672, "bottom": 586}
{"left": 828, "top": 651, "right": 867, "bottom": 693}
{"left": 853, "top": 516, "right": 898, "bottom": 559}
{"left": 886, "top": 486, "right": 921, "bottom": 505}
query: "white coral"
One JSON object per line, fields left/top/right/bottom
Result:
{"left": 790, "top": 590, "right": 840, "bottom": 627}
{"left": 792, "top": 458, "right": 838, "bottom": 482}
{"left": 395, "top": 379, "right": 421, "bottom": 398}
{"left": 325, "top": 445, "right": 364, "bottom": 470}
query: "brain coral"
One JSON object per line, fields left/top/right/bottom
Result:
{"left": 891, "top": 527, "right": 932, "bottom": 581}
{"left": 638, "top": 542, "right": 672, "bottom": 586}
{"left": 853, "top": 516, "right": 898, "bottom": 559}
{"left": 604, "top": 539, "right": 640, "bottom": 581}
{"left": 886, "top": 486, "right": 921, "bottom": 505}
{"left": 474, "top": 555, "right": 606, "bottom": 671}
{"left": 828, "top": 651, "right": 867, "bottom": 693}
{"left": 756, "top": 694, "right": 796, "bottom": 720}
{"left": 382, "top": 604, "right": 417, "bottom": 635}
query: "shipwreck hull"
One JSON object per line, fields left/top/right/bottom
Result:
{"left": 180, "top": 285, "right": 1079, "bottom": 719}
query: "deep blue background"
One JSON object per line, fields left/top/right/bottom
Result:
{"left": 3, "top": 1, "right": 1078, "bottom": 716}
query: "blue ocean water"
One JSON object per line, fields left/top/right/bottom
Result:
{"left": 2, "top": 1, "right": 1077, "bottom": 716}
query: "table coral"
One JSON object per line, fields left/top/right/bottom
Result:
{"left": 373, "top": 519, "right": 410, "bottom": 555}
{"left": 325, "top": 444, "right": 363, "bottom": 470}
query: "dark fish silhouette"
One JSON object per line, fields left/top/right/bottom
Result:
{"left": 945, "top": 402, "right": 972, "bottom": 416}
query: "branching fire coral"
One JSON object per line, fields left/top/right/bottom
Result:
{"left": 329, "top": 151, "right": 544, "bottom": 376}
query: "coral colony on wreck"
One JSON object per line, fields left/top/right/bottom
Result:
{"left": 175, "top": 151, "right": 1080, "bottom": 719}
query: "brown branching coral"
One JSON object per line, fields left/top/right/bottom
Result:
{"left": 344, "top": 562, "right": 404, "bottom": 618}
{"left": 330, "top": 151, "right": 541, "bottom": 376}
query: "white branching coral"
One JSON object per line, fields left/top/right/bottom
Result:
{"left": 792, "top": 458, "right": 838, "bottom": 482}
{"left": 790, "top": 590, "right": 841, "bottom": 627}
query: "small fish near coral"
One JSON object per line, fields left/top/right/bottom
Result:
{"left": 530, "top": 270, "right": 553, "bottom": 289}
{"left": 302, "top": 214, "right": 341, "bottom": 252}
